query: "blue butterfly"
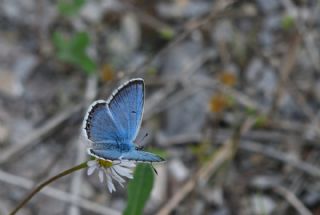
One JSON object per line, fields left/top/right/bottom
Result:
{"left": 83, "top": 78, "right": 164, "bottom": 163}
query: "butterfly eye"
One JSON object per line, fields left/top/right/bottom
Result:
{"left": 135, "top": 145, "right": 144, "bottom": 150}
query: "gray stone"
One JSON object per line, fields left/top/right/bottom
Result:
{"left": 212, "top": 208, "right": 230, "bottom": 215}
{"left": 162, "top": 41, "right": 203, "bottom": 75}
{"left": 0, "top": 69, "right": 23, "bottom": 97}
{"left": 264, "top": 15, "right": 282, "bottom": 31}
{"left": 2, "top": 0, "right": 55, "bottom": 26}
{"left": 257, "top": 67, "right": 277, "bottom": 98}
{"left": 192, "top": 200, "right": 205, "bottom": 215}
{"left": 278, "top": 90, "right": 300, "bottom": 117}
{"left": 14, "top": 54, "right": 38, "bottom": 81}
{"left": 165, "top": 89, "right": 207, "bottom": 136}
{"left": 121, "top": 13, "right": 141, "bottom": 53}
{"left": 212, "top": 20, "right": 234, "bottom": 43}
{"left": 258, "top": 30, "right": 274, "bottom": 47}
{"left": 303, "top": 191, "right": 320, "bottom": 207}
{"left": 256, "top": 0, "right": 280, "bottom": 13}
{"left": 147, "top": 165, "right": 167, "bottom": 212}
{"left": 157, "top": 1, "right": 211, "bottom": 19}
{"left": 250, "top": 175, "right": 281, "bottom": 190}
{"left": 107, "top": 14, "right": 141, "bottom": 66}
{"left": 0, "top": 42, "right": 37, "bottom": 97}
{"left": 168, "top": 159, "right": 189, "bottom": 182}
{"left": 0, "top": 123, "right": 9, "bottom": 144}
{"left": 250, "top": 194, "right": 276, "bottom": 215}
{"left": 80, "top": 1, "right": 104, "bottom": 23}
{"left": 246, "top": 58, "right": 263, "bottom": 83}
{"left": 203, "top": 187, "right": 224, "bottom": 206}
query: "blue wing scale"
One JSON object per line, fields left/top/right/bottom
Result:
{"left": 83, "top": 101, "right": 123, "bottom": 144}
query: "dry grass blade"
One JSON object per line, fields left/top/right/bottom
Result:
{"left": 0, "top": 104, "right": 85, "bottom": 164}
{"left": 0, "top": 170, "right": 120, "bottom": 215}
{"left": 273, "top": 186, "right": 312, "bottom": 215}
{"left": 241, "top": 141, "right": 320, "bottom": 178}
{"left": 156, "top": 118, "right": 247, "bottom": 215}
{"left": 156, "top": 142, "right": 232, "bottom": 215}
{"left": 269, "top": 34, "right": 301, "bottom": 116}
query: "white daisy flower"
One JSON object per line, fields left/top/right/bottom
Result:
{"left": 87, "top": 159, "right": 136, "bottom": 193}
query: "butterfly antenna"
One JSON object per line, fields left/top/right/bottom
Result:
{"left": 135, "top": 133, "right": 149, "bottom": 150}
{"left": 151, "top": 163, "right": 158, "bottom": 175}
{"left": 140, "top": 132, "right": 149, "bottom": 142}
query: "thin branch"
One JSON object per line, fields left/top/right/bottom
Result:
{"left": 9, "top": 162, "right": 87, "bottom": 215}
{"left": 0, "top": 103, "right": 85, "bottom": 164}
{"left": 156, "top": 140, "right": 231, "bottom": 215}
{"left": 68, "top": 73, "right": 98, "bottom": 215}
{"left": 127, "top": 0, "right": 234, "bottom": 77}
{"left": 273, "top": 186, "right": 312, "bottom": 215}
{"left": 156, "top": 118, "right": 247, "bottom": 215}
{"left": 241, "top": 141, "right": 320, "bottom": 178}
{"left": 0, "top": 169, "right": 120, "bottom": 215}
{"left": 158, "top": 133, "right": 320, "bottom": 178}
{"left": 268, "top": 34, "right": 301, "bottom": 116}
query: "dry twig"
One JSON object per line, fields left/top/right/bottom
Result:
{"left": 269, "top": 34, "right": 301, "bottom": 116}
{"left": 0, "top": 170, "right": 120, "bottom": 215}
{"left": 68, "top": 76, "right": 97, "bottom": 215}
{"left": 241, "top": 141, "right": 320, "bottom": 178}
{"left": 273, "top": 186, "right": 312, "bottom": 215}
{"left": 156, "top": 118, "right": 247, "bottom": 215}
{"left": 0, "top": 104, "right": 85, "bottom": 164}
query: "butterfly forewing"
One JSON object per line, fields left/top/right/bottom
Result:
{"left": 107, "top": 79, "right": 144, "bottom": 142}
{"left": 83, "top": 79, "right": 144, "bottom": 145}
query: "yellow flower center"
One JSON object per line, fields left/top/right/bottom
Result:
{"left": 97, "top": 159, "right": 113, "bottom": 168}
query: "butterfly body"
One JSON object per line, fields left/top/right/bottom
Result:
{"left": 83, "top": 78, "right": 164, "bottom": 163}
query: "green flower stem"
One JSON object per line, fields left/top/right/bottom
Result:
{"left": 9, "top": 161, "right": 88, "bottom": 215}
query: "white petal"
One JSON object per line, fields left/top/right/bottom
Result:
{"left": 110, "top": 168, "right": 125, "bottom": 185}
{"left": 87, "top": 160, "right": 97, "bottom": 167}
{"left": 98, "top": 169, "right": 104, "bottom": 183}
{"left": 106, "top": 174, "right": 116, "bottom": 193}
{"left": 113, "top": 165, "right": 133, "bottom": 179}
{"left": 120, "top": 161, "right": 136, "bottom": 168}
{"left": 87, "top": 166, "right": 96, "bottom": 176}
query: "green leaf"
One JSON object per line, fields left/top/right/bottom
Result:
{"left": 254, "top": 115, "right": 268, "bottom": 127}
{"left": 147, "top": 148, "right": 168, "bottom": 160}
{"left": 75, "top": 53, "right": 96, "bottom": 73}
{"left": 159, "top": 27, "right": 175, "bottom": 39}
{"left": 123, "top": 164, "right": 154, "bottom": 215}
{"left": 70, "top": 32, "right": 90, "bottom": 51}
{"left": 58, "top": 0, "right": 85, "bottom": 17}
{"left": 52, "top": 31, "right": 96, "bottom": 75}
{"left": 245, "top": 106, "right": 257, "bottom": 116}
{"left": 281, "top": 15, "right": 295, "bottom": 31}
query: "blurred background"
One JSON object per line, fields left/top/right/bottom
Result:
{"left": 1, "top": 0, "right": 320, "bottom": 214}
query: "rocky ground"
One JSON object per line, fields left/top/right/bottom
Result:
{"left": 1, "top": 0, "right": 320, "bottom": 214}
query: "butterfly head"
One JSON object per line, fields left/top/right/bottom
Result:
{"left": 135, "top": 145, "right": 144, "bottom": 151}
{"left": 134, "top": 132, "right": 148, "bottom": 151}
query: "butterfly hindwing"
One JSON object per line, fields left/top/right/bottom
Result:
{"left": 88, "top": 148, "right": 122, "bottom": 161}
{"left": 121, "top": 150, "right": 164, "bottom": 162}
{"left": 83, "top": 101, "right": 124, "bottom": 144}
{"left": 90, "top": 148, "right": 164, "bottom": 162}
